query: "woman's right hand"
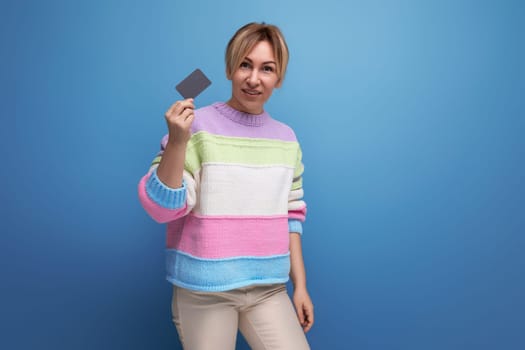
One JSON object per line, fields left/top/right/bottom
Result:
{"left": 164, "top": 98, "right": 195, "bottom": 145}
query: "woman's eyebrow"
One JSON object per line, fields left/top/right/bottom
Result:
{"left": 244, "top": 57, "right": 277, "bottom": 65}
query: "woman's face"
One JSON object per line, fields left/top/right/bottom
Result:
{"left": 227, "top": 40, "right": 281, "bottom": 115}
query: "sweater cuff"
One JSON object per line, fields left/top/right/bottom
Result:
{"left": 288, "top": 219, "right": 303, "bottom": 235}
{"left": 145, "top": 169, "right": 187, "bottom": 209}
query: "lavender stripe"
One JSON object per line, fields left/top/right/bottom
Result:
{"left": 188, "top": 102, "right": 298, "bottom": 142}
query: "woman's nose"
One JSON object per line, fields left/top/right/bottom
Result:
{"left": 247, "top": 69, "right": 260, "bottom": 86}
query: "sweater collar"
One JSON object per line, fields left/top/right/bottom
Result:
{"left": 213, "top": 102, "right": 270, "bottom": 127}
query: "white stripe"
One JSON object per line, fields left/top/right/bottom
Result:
{"left": 183, "top": 169, "right": 199, "bottom": 213}
{"left": 148, "top": 163, "right": 158, "bottom": 174}
{"left": 194, "top": 164, "right": 294, "bottom": 216}
{"left": 288, "top": 188, "right": 304, "bottom": 201}
{"left": 288, "top": 200, "right": 306, "bottom": 211}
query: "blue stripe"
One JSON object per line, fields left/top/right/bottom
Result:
{"left": 165, "top": 249, "right": 291, "bottom": 292}
{"left": 145, "top": 169, "right": 187, "bottom": 209}
{"left": 288, "top": 219, "right": 303, "bottom": 235}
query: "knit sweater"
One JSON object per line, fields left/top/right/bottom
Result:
{"left": 138, "top": 102, "right": 306, "bottom": 292}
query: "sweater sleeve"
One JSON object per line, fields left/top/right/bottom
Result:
{"left": 288, "top": 145, "right": 307, "bottom": 235}
{"left": 138, "top": 135, "right": 197, "bottom": 223}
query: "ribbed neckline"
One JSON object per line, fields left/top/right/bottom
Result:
{"left": 213, "top": 102, "right": 270, "bottom": 127}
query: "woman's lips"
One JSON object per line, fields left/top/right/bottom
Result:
{"left": 242, "top": 89, "right": 262, "bottom": 96}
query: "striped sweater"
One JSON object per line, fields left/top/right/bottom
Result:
{"left": 138, "top": 102, "right": 306, "bottom": 292}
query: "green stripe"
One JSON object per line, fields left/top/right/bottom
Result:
{"left": 294, "top": 162, "right": 304, "bottom": 178}
{"left": 292, "top": 146, "right": 304, "bottom": 190}
{"left": 151, "top": 156, "right": 162, "bottom": 167}
{"left": 185, "top": 131, "right": 300, "bottom": 174}
{"left": 292, "top": 177, "right": 303, "bottom": 191}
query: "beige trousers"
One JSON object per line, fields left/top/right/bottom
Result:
{"left": 171, "top": 283, "right": 310, "bottom": 350}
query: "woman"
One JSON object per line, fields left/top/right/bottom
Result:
{"left": 138, "top": 22, "right": 313, "bottom": 350}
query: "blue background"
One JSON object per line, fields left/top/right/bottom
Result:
{"left": 2, "top": 0, "right": 524, "bottom": 349}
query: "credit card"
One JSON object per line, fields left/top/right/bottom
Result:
{"left": 175, "top": 68, "right": 212, "bottom": 99}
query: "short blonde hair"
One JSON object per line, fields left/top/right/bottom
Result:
{"left": 225, "top": 22, "right": 289, "bottom": 83}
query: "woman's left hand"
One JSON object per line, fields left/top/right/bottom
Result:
{"left": 293, "top": 287, "right": 314, "bottom": 333}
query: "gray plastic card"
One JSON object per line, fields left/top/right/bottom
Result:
{"left": 175, "top": 69, "right": 212, "bottom": 99}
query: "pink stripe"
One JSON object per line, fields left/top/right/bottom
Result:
{"left": 138, "top": 174, "right": 187, "bottom": 223}
{"left": 167, "top": 215, "right": 290, "bottom": 259}
{"left": 288, "top": 204, "right": 307, "bottom": 221}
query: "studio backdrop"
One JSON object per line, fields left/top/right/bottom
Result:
{"left": 3, "top": 0, "right": 524, "bottom": 349}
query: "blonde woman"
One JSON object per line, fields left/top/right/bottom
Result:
{"left": 139, "top": 22, "right": 313, "bottom": 350}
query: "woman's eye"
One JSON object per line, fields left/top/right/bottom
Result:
{"left": 263, "top": 66, "right": 274, "bottom": 73}
{"left": 240, "top": 62, "right": 250, "bottom": 69}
